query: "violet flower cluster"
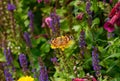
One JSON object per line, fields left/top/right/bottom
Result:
{"left": 86, "top": 0, "right": 92, "bottom": 16}
{"left": 79, "top": 30, "right": 86, "bottom": 56}
{"left": 79, "top": 30, "right": 86, "bottom": 48}
{"left": 28, "top": 10, "right": 34, "bottom": 32}
{"left": 4, "top": 48, "right": 13, "bottom": 66}
{"left": 86, "top": 0, "right": 92, "bottom": 26}
{"left": 7, "top": 4, "right": 16, "bottom": 11}
{"left": 42, "top": 12, "right": 60, "bottom": 33}
{"left": 19, "top": 53, "right": 28, "bottom": 72}
{"left": 38, "top": 57, "right": 48, "bottom": 81}
{"left": 104, "top": 2, "right": 120, "bottom": 32}
{"left": 92, "top": 47, "right": 101, "bottom": 77}
{"left": 23, "top": 32, "right": 32, "bottom": 48}
{"left": 4, "top": 68, "right": 14, "bottom": 81}
{"left": 39, "top": 66, "right": 48, "bottom": 81}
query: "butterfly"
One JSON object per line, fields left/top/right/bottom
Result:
{"left": 50, "top": 35, "right": 73, "bottom": 51}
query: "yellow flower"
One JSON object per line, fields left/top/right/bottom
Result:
{"left": 51, "top": 36, "right": 73, "bottom": 51}
{"left": 17, "top": 76, "right": 34, "bottom": 81}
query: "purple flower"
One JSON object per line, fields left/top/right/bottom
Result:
{"left": 23, "top": 32, "right": 32, "bottom": 48}
{"left": 39, "top": 66, "right": 48, "bottom": 81}
{"left": 28, "top": 11, "right": 34, "bottom": 19}
{"left": 79, "top": 30, "right": 86, "bottom": 56}
{"left": 4, "top": 48, "right": 13, "bottom": 66}
{"left": 28, "top": 11, "right": 34, "bottom": 32}
{"left": 4, "top": 69, "right": 14, "bottom": 81}
{"left": 19, "top": 54, "right": 28, "bottom": 71}
{"left": 86, "top": 1, "right": 92, "bottom": 16}
{"left": 49, "top": 12, "right": 60, "bottom": 32}
{"left": 92, "top": 47, "right": 101, "bottom": 77}
{"left": 7, "top": 4, "right": 16, "bottom": 11}
{"left": 51, "top": 57, "right": 57, "bottom": 63}
{"left": 79, "top": 30, "right": 86, "bottom": 48}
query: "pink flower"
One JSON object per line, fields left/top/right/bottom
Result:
{"left": 104, "top": 13, "right": 119, "bottom": 32}
{"left": 73, "top": 78, "right": 86, "bottom": 81}
{"left": 76, "top": 13, "right": 84, "bottom": 20}
{"left": 45, "top": 17, "right": 52, "bottom": 28}
{"left": 104, "top": 22, "right": 114, "bottom": 32}
{"left": 92, "top": 77, "right": 97, "bottom": 81}
{"left": 37, "top": 0, "right": 42, "bottom": 3}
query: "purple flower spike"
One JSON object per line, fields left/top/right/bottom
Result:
{"left": 92, "top": 47, "right": 101, "bottom": 77}
{"left": 28, "top": 11, "right": 34, "bottom": 32}
{"left": 19, "top": 54, "right": 28, "bottom": 71}
{"left": 86, "top": 1, "right": 92, "bottom": 16}
{"left": 7, "top": 4, "right": 16, "bottom": 11}
{"left": 23, "top": 32, "right": 32, "bottom": 48}
{"left": 28, "top": 11, "right": 34, "bottom": 19}
{"left": 4, "top": 48, "right": 13, "bottom": 66}
{"left": 4, "top": 69, "right": 14, "bottom": 81}
{"left": 39, "top": 66, "right": 48, "bottom": 81}
{"left": 79, "top": 30, "right": 86, "bottom": 48}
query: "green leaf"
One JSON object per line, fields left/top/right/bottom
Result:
{"left": 92, "top": 18, "right": 100, "bottom": 28}
{"left": 104, "top": 53, "right": 120, "bottom": 61}
{"left": 40, "top": 42, "right": 50, "bottom": 53}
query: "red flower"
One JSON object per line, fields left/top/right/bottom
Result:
{"left": 109, "top": 2, "right": 120, "bottom": 18}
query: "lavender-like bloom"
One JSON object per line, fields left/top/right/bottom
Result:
{"left": 4, "top": 48, "right": 13, "bottom": 66}
{"left": 38, "top": 57, "right": 48, "bottom": 81}
{"left": 49, "top": 12, "right": 60, "bottom": 32}
{"left": 39, "top": 66, "right": 48, "bottom": 81}
{"left": 79, "top": 30, "right": 86, "bottom": 48}
{"left": 79, "top": 30, "right": 86, "bottom": 56}
{"left": 28, "top": 10, "right": 34, "bottom": 32}
{"left": 92, "top": 47, "right": 101, "bottom": 77}
{"left": 86, "top": 0, "right": 92, "bottom": 26}
{"left": 4, "top": 69, "right": 14, "bottom": 81}
{"left": 86, "top": 0, "right": 92, "bottom": 16}
{"left": 51, "top": 57, "right": 57, "bottom": 63}
{"left": 32, "top": 68, "right": 37, "bottom": 78}
{"left": 23, "top": 32, "right": 32, "bottom": 48}
{"left": 19, "top": 54, "right": 28, "bottom": 71}
{"left": 7, "top": 4, "right": 16, "bottom": 11}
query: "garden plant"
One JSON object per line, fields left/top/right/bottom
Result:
{"left": 0, "top": 0, "right": 120, "bottom": 81}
